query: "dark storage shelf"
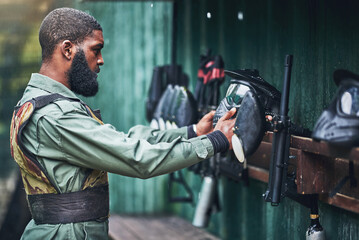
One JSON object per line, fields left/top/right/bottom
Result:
{"left": 247, "top": 132, "right": 359, "bottom": 213}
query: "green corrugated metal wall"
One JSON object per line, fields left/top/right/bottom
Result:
{"left": 174, "top": 2, "right": 359, "bottom": 239}
{"left": 176, "top": 0, "right": 359, "bottom": 129}
{"left": 77, "top": 1, "right": 359, "bottom": 239}
{"left": 77, "top": 1, "right": 173, "bottom": 214}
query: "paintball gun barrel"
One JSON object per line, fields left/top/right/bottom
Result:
{"left": 264, "top": 55, "right": 293, "bottom": 205}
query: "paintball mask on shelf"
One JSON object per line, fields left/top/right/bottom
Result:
{"left": 312, "top": 69, "right": 359, "bottom": 146}
{"left": 213, "top": 69, "right": 281, "bottom": 162}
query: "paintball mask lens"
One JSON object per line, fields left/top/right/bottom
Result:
{"left": 340, "top": 86, "right": 359, "bottom": 116}
{"left": 213, "top": 83, "right": 250, "bottom": 126}
{"left": 225, "top": 83, "right": 251, "bottom": 105}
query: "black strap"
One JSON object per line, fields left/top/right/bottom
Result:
{"left": 329, "top": 161, "right": 357, "bottom": 197}
{"left": 92, "top": 109, "right": 103, "bottom": 121}
{"left": 32, "top": 93, "right": 80, "bottom": 109}
{"left": 33, "top": 93, "right": 103, "bottom": 121}
{"left": 16, "top": 93, "right": 103, "bottom": 194}
{"left": 15, "top": 94, "right": 80, "bottom": 193}
{"left": 27, "top": 184, "right": 109, "bottom": 224}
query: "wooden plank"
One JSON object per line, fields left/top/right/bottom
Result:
{"left": 296, "top": 151, "right": 336, "bottom": 194}
{"left": 263, "top": 132, "right": 359, "bottom": 161}
{"left": 108, "top": 215, "right": 219, "bottom": 240}
{"left": 291, "top": 136, "right": 358, "bottom": 160}
{"left": 248, "top": 165, "right": 269, "bottom": 183}
{"left": 248, "top": 142, "right": 272, "bottom": 169}
{"left": 109, "top": 215, "right": 142, "bottom": 240}
{"left": 118, "top": 216, "right": 180, "bottom": 240}
{"left": 247, "top": 131, "right": 359, "bottom": 213}
{"left": 319, "top": 194, "right": 359, "bottom": 214}
{"left": 157, "top": 216, "right": 220, "bottom": 240}
{"left": 331, "top": 158, "right": 359, "bottom": 199}
{"left": 253, "top": 133, "right": 359, "bottom": 192}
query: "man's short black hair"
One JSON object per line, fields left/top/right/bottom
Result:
{"left": 39, "top": 7, "right": 102, "bottom": 62}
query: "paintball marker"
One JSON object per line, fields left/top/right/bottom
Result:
{"left": 263, "top": 55, "right": 325, "bottom": 239}
{"left": 263, "top": 54, "right": 293, "bottom": 205}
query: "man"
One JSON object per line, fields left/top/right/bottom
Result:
{"left": 10, "top": 8, "right": 236, "bottom": 239}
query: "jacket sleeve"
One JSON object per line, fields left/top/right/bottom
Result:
{"left": 35, "top": 110, "right": 213, "bottom": 179}
{"left": 125, "top": 125, "right": 189, "bottom": 143}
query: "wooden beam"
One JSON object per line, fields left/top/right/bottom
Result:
{"left": 248, "top": 165, "right": 269, "bottom": 183}
{"left": 246, "top": 131, "right": 359, "bottom": 214}
{"left": 319, "top": 194, "right": 359, "bottom": 214}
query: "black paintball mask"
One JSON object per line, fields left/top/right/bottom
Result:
{"left": 213, "top": 69, "right": 281, "bottom": 162}
{"left": 312, "top": 69, "right": 359, "bottom": 146}
{"left": 150, "top": 84, "right": 197, "bottom": 130}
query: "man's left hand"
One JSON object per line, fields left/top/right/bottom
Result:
{"left": 195, "top": 111, "right": 215, "bottom": 136}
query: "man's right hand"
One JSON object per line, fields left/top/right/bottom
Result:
{"left": 214, "top": 108, "right": 236, "bottom": 149}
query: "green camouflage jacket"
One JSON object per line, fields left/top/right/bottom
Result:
{"left": 10, "top": 73, "right": 214, "bottom": 240}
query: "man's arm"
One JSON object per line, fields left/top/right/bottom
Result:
{"left": 36, "top": 111, "right": 215, "bottom": 179}
{"left": 126, "top": 110, "right": 218, "bottom": 143}
{"left": 126, "top": 125, "right": 189, "bottom": 143}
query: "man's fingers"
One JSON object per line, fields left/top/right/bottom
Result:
{"left": 207, "top": 110, "right": 216, "bottom": 118}
{"left": 203, "top": 110, "right": 215, "bottom": 120}
{"left": 220, "top": 108, "right": 236, "bottom": 121}
{"left": 224, "top": 118, "right": 236, "bottom": 132}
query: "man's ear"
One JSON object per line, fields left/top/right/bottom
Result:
{"left": 61, "top": 40, "right": 74, "bottom": 60}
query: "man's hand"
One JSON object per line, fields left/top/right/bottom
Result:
{"left": 213, "top": 108, "right": 236, "bottom": 149}
{"left": 195, "top": 111, "right": 215, "bottom": 136}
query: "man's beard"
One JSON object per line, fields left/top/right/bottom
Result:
{"left": 68, "top": 49, "right": 99, "bottom": 97}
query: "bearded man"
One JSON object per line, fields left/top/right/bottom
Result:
{"left": 10, "top": 7, "right": 235, "bottom": 239}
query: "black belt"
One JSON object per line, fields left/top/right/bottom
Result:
{"left": 27, "top": 184, "right": 109, "bottom": 225}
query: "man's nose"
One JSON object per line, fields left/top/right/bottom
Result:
{"left": 97, "top": 54, "right": 104, "bottom": 66}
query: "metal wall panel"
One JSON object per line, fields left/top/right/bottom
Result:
{"left": 77, "top": 1, "right": 173, "bottom": 214}
{"left": 175, "top": 0, "right": 359, "bottom": 239}
{"left": 181, "top": 0, "right": 359, "bottom": 125}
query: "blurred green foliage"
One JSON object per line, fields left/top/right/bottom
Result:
{"left": 0, "top": 0, "right": 73, "bottom": 178}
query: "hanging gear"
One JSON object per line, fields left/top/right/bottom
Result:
{"left": 312, "top": 69, "right": 359, "bottom": 146}
{"left": 166, "top": 85, "right": 197, "bottom": 202}
{"left": 165, "top": 85, "right": 181, "bottom": 129}
{"left": 10, "top": 93, "right": 109, "bottom": 224}
{"left": 191, "top": 51, "right": 225, "bottom": 228}
{"left": 146, "top": 65, "right": 189, "bottom": 123}
{"left": 232, "top": 90, "right": 266, "bottom": 162}
{"left": 146, "top": 66, "right": 165, "bottom": 122}
{"left": 168, "top": 86, "right": 198, "bottom": 128}
{"left": 213, "top": 69, "right": 281, "bottom": 162}
{"left": 225, "top": 69, "right": 281, "bottom": 114}
{"left": 194, "top": 50, "right": 225, "bottom": 116}
{"left": 146, "top": 63, "right": 197, "bottom": 204}
{"left": 150, "top": 85, "right": 175, "bottom": 130}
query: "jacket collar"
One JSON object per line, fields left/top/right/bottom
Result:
{"left": 28, "top": 73, "right": 80, "bottom": 100}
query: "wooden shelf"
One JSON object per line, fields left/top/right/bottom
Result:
{"left": 247, "top": 132, "right": 359, "bottom": 213}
